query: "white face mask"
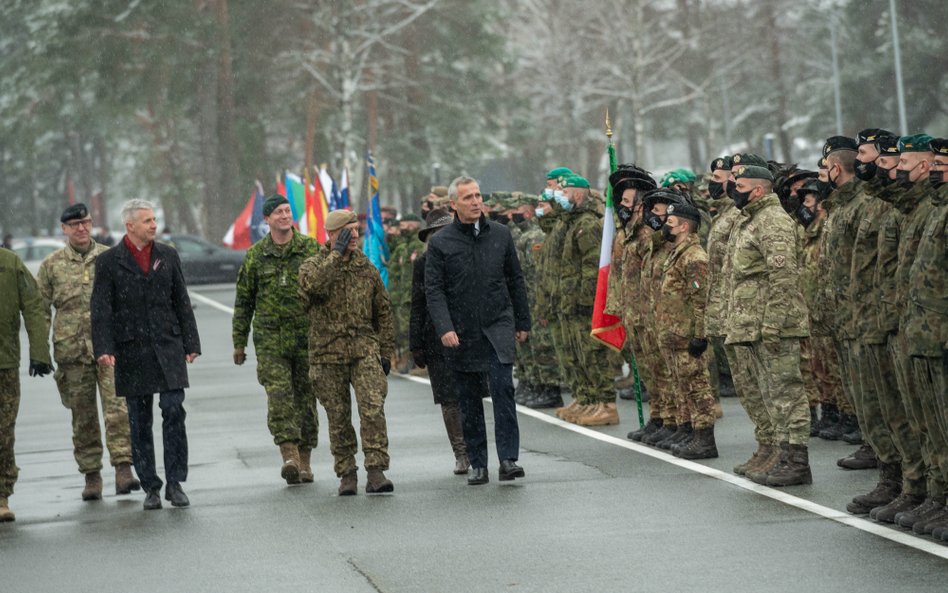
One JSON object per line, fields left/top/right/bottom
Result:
{"left": 542, "top": 188, "right": 554, "bottom": 201}
{"left": 535, "top": 207, "right": 545, "bottom": 218}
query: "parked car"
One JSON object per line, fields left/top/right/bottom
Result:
{"left": 9, "top": 237, "right": 65, "bottom": 277}
{"left": 160, "top": 233, "right": 246, "bottom": 285}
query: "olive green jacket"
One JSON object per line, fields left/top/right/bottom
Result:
{"left": 0, "top": 248, "right": 50, "bottom": 369}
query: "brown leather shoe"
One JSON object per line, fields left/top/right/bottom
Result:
{"left": 0, "top": 497, "right": 14, "bottom": 522}
{"left": 575, "top": 402, "right": 620, "bottom": 426}
{"left": 115, "top": 463, "right": 141, "bottom": 495}
{"left": 279, "top": 442, "right": 301, "bottom": 484}
{"left": 338, "top": 472, "right": 358, "bottom": 496}
{"left": 299, "top": 448, "right": 314, "bottom": 483}
{"left": 365, "top": 469, "right": 394, "bottom": 494}
{"left": 82, "top": 471, "right": 103, "bottom": 501}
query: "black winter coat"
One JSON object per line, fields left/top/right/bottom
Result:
{"left": 424, "top": 214, "right": 530, "bottom": 372}
{"left": 91, "top": 240, "right": 201, "bottom": 397}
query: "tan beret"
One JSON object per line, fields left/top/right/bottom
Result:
{"left": 325, "top": 209, "right": 358, "bottom": 232}
{"left": 431, "top": 186, "right": 448, "bottom": 198}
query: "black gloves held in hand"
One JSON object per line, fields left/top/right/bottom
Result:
{"left": 333, "top": 228, "right": 353, "bottom": 255}
{"left": 29, "top": 360, "right": 54, "bottom": 377}
{"left": 687, "top": 338, "right": 708, "bottom": 359}
{"left": 381, "top": 357, "right": 391, "bottom": 376}
{"left": 412, "top": 350, "right": 426, "bottom": 369}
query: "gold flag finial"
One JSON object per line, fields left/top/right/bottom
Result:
{"left": 605, "top": 109, "right": 613, "bottom": 139}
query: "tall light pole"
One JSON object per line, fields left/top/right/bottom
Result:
{"left": 889, "top": 0, "right": 908, "bottom": 134}
{"left": 830, "top": 12, "right": 844, "bottom": 135}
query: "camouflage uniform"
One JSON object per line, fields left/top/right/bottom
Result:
{"left": 641, "top": 232, "right": 678, "bottom": 423}
{"left": 559, "top": 200, "right": 620, "bottom": 405}
{"left": 536, "top": 205, "right": 570, "bottom": 388}
{"left": 725, "top": 193, "right": 811, "bottom": 445}
{"left": 656, "top": 234, "right": 716, "bottom": 429}
{"left": 233, "top": 229, "right": 321, "bottom": 448}
{"left": 298, "top": 247, "right": 395, "bottom": 477}
{"left": 515, "top": 218, "right": 559, "bottom": 388}
{"left": 37, "top": 241, "right": 132, "bottom": 474}
{"left": 904, "top": 182, "right": 948, "bottom": 494}
{"left": 389, "top": 232, "right": 424, "bottom": 364}
{"left": 0, "top": 249, "right": 51, "bottom": 499}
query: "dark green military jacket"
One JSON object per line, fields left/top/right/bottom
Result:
{"left": 705, "top": 198, "right": 741, "bottom": 338}
{"left": 895, "top": 183, "right": 937, "bottom": 335}
{"left": 0, "top": 248, "right": 50, "bottom": 369}
{"left": 904, "top": 183, "right": 947, "bottom": 356}
{"left": 232, "top": 229, "right": 321, "bottom": 354}
{"left": 559, "top": 200, "right": 602, "bottom": 315}
{"left": 819, "top": 179, "right": 869, "bottom": 341}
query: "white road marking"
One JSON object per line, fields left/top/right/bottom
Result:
{"left": 186, "top": 291, "right": 948, "bottom": 560}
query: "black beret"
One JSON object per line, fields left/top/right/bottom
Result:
{"left": 61, "top": 203, "right": 90, "bottom": 223}
{"left": 609, "top": 164, "right": 656, "bottom": 191}
{"left": 928, "top": 137, "right": 948, "bottom": 156}
{"left": 666, "top": 202, "right": 701, "bottom": 225}
{"left": 856, "top": 128, "right": 894, "bottom": 146}
{"left": 642, "top": 188, "right": 686, "bottom": 211}
{"left": 710, "top": 156, "right": 733, "bottom": 172}
{"left": 876, "top": 134, "right": 901, "bottom": 156}
{"left": 731, "top": 153, "right": 768, "bottom": 168}
{"left": 823, "top": 135, "right": 858, "bottom": 156}
{"left": 262, "top": 194, "right": 289, "bottom": 216}
{"left": 817, "top": 157, "right": 828, "bottom": 169}
{"left": 785, "top": 169, "right": 818, "bottom": 185}
{"left": 797, "top": 179, "right": 827, "bottom": 202}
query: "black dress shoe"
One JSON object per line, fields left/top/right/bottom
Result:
{"left": 165, "top": 482, "right": 190, "bottom": 507}
{"left": 467, "top": 468, "right": 489, "bottom": 485}
{"left": 143, "top": 489, "right": 162, "bottom": 511}
{"left": 498, "top": 460, "right": 525, "bottom": 481}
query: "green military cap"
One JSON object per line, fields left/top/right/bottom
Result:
{"left": 666, "top": 202, "right": 702, "bottom": 226}
{"left": 856, "top": 128, "right": 893, "bottom": 146}
{"left": 60, "top": 202, "right": 90, "bottom": 223}
{"left": 930, "top": 138, "right": 948, "bottom": 156}
{"left": 732, "top": 153, "right": 768, "bottom": 167}
{"left": 400, "top": 212, "right": 422, "bottom": 222}
{"left": 516, "top": 193, "right": 540, "bottom": 206}
{"left": 823, "top": 135, "right": 858, "bottom": 156}
{"left": 660, "top": 167, "right": 698, "bottom": 188}
{"left": 546, "top": 166, "right": 573, "bottom": 180}
{"left": 899, "top": 134, "right": 934, "bottom": 153}
{"left": 733, "top": 164, "right": 774, "bottom": 182}
{"left": 710, "top": 156, "right": 733, "bottom": 172}
{"left": 325, "top": 209, "right": 358, "bottom": 232}
{"left": 876, "top": 134, "right": 901, "bottom": 155}
{"left": 561, "top": 175, "right": 590, "bottom": 189}
{"left": 262, "top": 194, "right": 289, "bottom": 216}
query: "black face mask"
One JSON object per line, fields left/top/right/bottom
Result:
{"left": 661, "top": 224, "right": 676, "bottom": 242}
{"left": 875, "top": 164, "right": 895, "bottom": 186}
{"left": 828, "top": 167, "right": 840, "bottom": 190}
{"left": 815, "top": 179, "right": 833, "bottom": 197}
{"left": 708, "top": 181, "right": 724, "bottom": 200}
{"left": 494, "top": 213, "right": 510, "bottom": 225}
{"left": 727, "top": 183, "right": 752, "bottom": 210}
{"left": 617, "top": 204, "right": 634, "bottom": 226}
{"left": 511, "top": 213, "right": 525, "bottom": 224}
{"left": 644, "top": 210, "right": 664, "bottom": 231}
{"left": 929, "top": 171, "right": 945, "bottom": 190}
{"left": 796, "top": 204, "right": 816, "bottom": 227}
{"left": 895, "top": 169, "right": 914, "bottom": 189}
{"left": 854, "top": 158, "right": 877, "bottom": 181}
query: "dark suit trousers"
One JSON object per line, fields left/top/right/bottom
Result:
{"left": 125, "top": 389, "right": 188, "bottom": 492}
{"left": 454, "top": 346, "right": 520, "bottom": 469}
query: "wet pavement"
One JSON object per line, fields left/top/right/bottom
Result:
{"left": 2, "top": 285, "right": 946, "bottom": 592}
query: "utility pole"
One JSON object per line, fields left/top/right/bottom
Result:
{"left": 830, "top": 13, "right": 843, "bottom": 135}
{"left": 889, "top": 0, "right": 908, "bottom": 134}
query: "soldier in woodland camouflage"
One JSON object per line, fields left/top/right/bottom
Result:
{"left": 37, "top": 203, "right": 138, "bottom": 501}
{"left": 233, "top": 195, "right": 321, "bottom": 485}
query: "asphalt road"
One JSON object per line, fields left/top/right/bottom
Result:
{"left": 2, "top": 284, "right": 946, "bottom": 593}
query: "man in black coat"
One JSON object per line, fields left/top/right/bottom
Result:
{"left": 91, "top": 199, "right": 201, "bottom": 510}
{"left": 425, "top": 177, "right": 531, "bottom": 485}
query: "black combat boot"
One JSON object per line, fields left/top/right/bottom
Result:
{"left": 812, "top": 403, "right": 835, "bottom": 437}
{"left": 870, "top": 492, "right": 925, "bottom": 523}
{"left": 847, "top": 462, "right": 901, "bottom": 514}
{"left": 840, "top": 414, "right": 863, "bottom": 444}
{"left": 514, "top": 381, "right": 535, "bottom": 405}
{"left": 643, "top": 423, "right": 676, "bottom": 446}
{"left": 526, "top": 385, "right": 564, "bottom": 409}
{"left": 657, "top": 423, "right": 690, "bottom": 450}
{"left": 765, "top": 443, "right": 813, "bottom": 487}
{"left": 677, "top": 427, "right": 719, "bottom": 460}
{"left": 837, "top": 443, "right": 877, "bottom": 470}
{"left": 898, "top": 496, "right": 944, "bottom": 531}
{"left": 671, "top": 426, "right": 697, "bottom": 456}
{"left": 819, "top": 410, "right": 848, "bottom": 440}
{"left": 628, "top": 417, "right": 662, "bottom": 442}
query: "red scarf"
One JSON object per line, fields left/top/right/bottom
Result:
{"left": 123, "top": 235, "right": 153, "bottom": 275}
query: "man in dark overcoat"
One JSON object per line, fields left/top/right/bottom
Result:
{"left": 425, "top": 177, "right": 531, "bottom": 485}
{"left": 91, "top": 199, "right": 201, "bottom": 510}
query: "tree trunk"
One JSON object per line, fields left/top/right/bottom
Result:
{"left": 763, "top": 0, "right": 792, "bottom": 162}
{"left": 211, "top": 0, "right": 241, "bottom": 243}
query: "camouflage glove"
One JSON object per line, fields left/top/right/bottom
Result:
{"left": 29, "top": 360, "right": 54, "bottom": 377}
{"left": 687, "top": 338, "right": 708, "bottom": 359}
{"left": 333, "top": 228, "right": 353, "bottom": 255}
{"left": 412, "top": 349, "right": 426, "bottom": 369}
{"left": 380, "top": 357, "right": 391, "bottom": 376}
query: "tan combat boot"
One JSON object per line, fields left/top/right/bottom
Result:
{"left": 576, "top": 402, "right": 620, "bottom": 427}
{"left": 713, "top": 401, "right": 724, "bottom": 419}
{"left": 82, "top": 471, "right": 103, "bottom": 501}
{"left": 746, "top": 445, "right": 782, "bottom": 484}
{"left": 366, "top": 469, "right": 394, "bottom": 494}
{"left": 299, "top": 448, "right": 314, "bottom": 483}
{"left": 561, "top": 402, "right": 591, "bottom": 423}
{"left": 115, "top": 463, "right": 141, "bottom": 495}
{"left": 554, "top": 400, "right": 578, "bottom": 419}
{"left": 0, "top": 497, "right": 14, "bottom": 522}
{"left": 734, "top": 443, "right": 768, "bottom": 476}
{"left": 338, "top": 472, "right": 358, "bottom": 496}
{"left": 279, "top": 442, "right": 301, "bottom": 484}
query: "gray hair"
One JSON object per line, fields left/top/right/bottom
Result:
{"left": 121, "top": 199, "right": 157, "bottom": 224}
{"left": 447, "top": 176, "right": 478, "bottom": 200}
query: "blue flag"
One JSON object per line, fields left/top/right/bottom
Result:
{"left": 365, "top": 152, "right": 389, "bottom": 287}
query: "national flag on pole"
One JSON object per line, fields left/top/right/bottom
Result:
{"left": 223, "top": 180, "right": 267, "bottom": 249}
{"left": 338, "top": 167, "right": 350, "bottom": 209}
{"left": 364, "top": 151, "right": 389, "bottom": 287}
{"left": 590, "top": 119, "right": 627, "bottom": 351}
{"left": 304, "top": 168, "right": 329, "bottom": 243}
{"left": 285, "top": 172, "right": 306, "bottom": 225}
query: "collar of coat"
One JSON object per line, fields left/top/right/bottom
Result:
{"left": 453, "top": 212, "right": 492, "bottom": 237}
{"left": 64, "top": 239, "right": 101, "bottom": 262}
{"left": 740, "top": 192, "right": 781, "bottom": 218}
{"left": 261, "top": 228, "right": 308, "bottom": 256}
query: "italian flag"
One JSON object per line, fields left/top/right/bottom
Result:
{"left": 590, "top": 141, "right": 627, "bottom": 351}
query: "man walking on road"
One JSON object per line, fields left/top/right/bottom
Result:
{"left": 91, "top": 199, "right": 201, "bottom": 511}
{"left": 425, "top": 176, "right": 531, "bottom": 486}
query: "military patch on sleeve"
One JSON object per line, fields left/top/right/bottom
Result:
{"left": 692, "top": 280, "right": 701, "bottom": 289}
{"left": 774, "top": 254, "right": 786, "bottom": 267}
{"left": 533, "top": 244, "right": 542, "bottom": 251}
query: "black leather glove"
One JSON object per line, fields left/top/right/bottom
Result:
{"left": 412, "top": 350, "right": 426, "bottom": 369}
{"left": 332, "top": 228, "right": 353, "bottom": 255}
{"left": 29, "top": 360, "right": 54, "bottom": 377}
{"left": 687, "top": 338, "right": 708, "bottom": 359}
{"left": 381, "top": 357, "right": 391, "bottom": 376}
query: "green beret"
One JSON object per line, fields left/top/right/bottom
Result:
{"left": 732, "top": 153, "right": 767, "bottom": 167}
{"left": 856, "top": 128, "right": 893, "bottom": 146}
{"left": 710, "top": 156, "right": 733, "bottom": 172}
{"left": 60, "top": 202, "right": 90, "bottom": 223}
{"left": 262, "top": 194, "right": 289, "bottom": 216}
{"left": 400, "top": 213, "right": 422, "bottom": 222}
{"left": 930, "top": 138, "right": 948, "bottom": 156}
{"left": 660, "top": 168, "right": 698, "bottom": 188}
{"left": 899, "top": 134, "right": 934, "bottom": 153}
{"left": 516, "top": 193, "right": 540, "bottom": 206}
{"left": 325, "top": 209, "right": 357, "bottom": 232}
{"left": 733, "top": 165, "right": 774, "bottom": 182}
{"left": 561, "top": 175, "right": 590, "bottom": 189}
{"left": 546, "top": 167, "right": 573, "bottom": 180}
{"left": 823, "top": 135, "right": 858, "bottom": 156}
{"left": 876, "top": 135, "right": 901, "bottom": 155}
{"left": 666, "top": 202, "right": 701, "bottom": 226}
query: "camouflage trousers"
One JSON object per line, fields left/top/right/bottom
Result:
{"left": 799, "top": 339, "right": 820, "bottom": 408}
{"left": 912, "top": 354, "right": 948, "bottom": 496}
{"left": 891, "top": 335, "right": 942, "bottom": 496}
{"left": 54, "top": 362, "right": 132, "bottom": 473}
{"left": 393, "top": 301, "right": 411, "bottom": 359}
{"left": 563, "top": 315, "right": 619, "bottom": 405}
{"left": 842, "top": 340, "right": 900, "bottom": 466}
{"left": 515, "top": 313, "right": 560, "bottom": 388}
{"left": 658, "top": 339, "right": 717, "bottom": 430}
{"left": 639, "top": 323, "right": 675, "bottom": 423}
{"left": 722, "top": 339, "right": 773, "bottom": 444}
{"left": 0, "top": 369, "right": 19, "bottom": 498}
{"left": 808, "top": 336, "right": 849, "bottom": 412}
{"left": 833, "top": 338, "right": 860, "bottom": 417}
{"left": 707, "top": 336, "right": 731, "bottom": 397}
{"left": 731, "top": 339, "right": 811, "bottom": 445}
{"left": 257, "top": 353, "right": 319, "bottom": 449}
{"left": 311, "top": 357, "right": 389, "bottom": 477}
{"left": 625, "top": 327, "right": 651, "bottom": 396}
